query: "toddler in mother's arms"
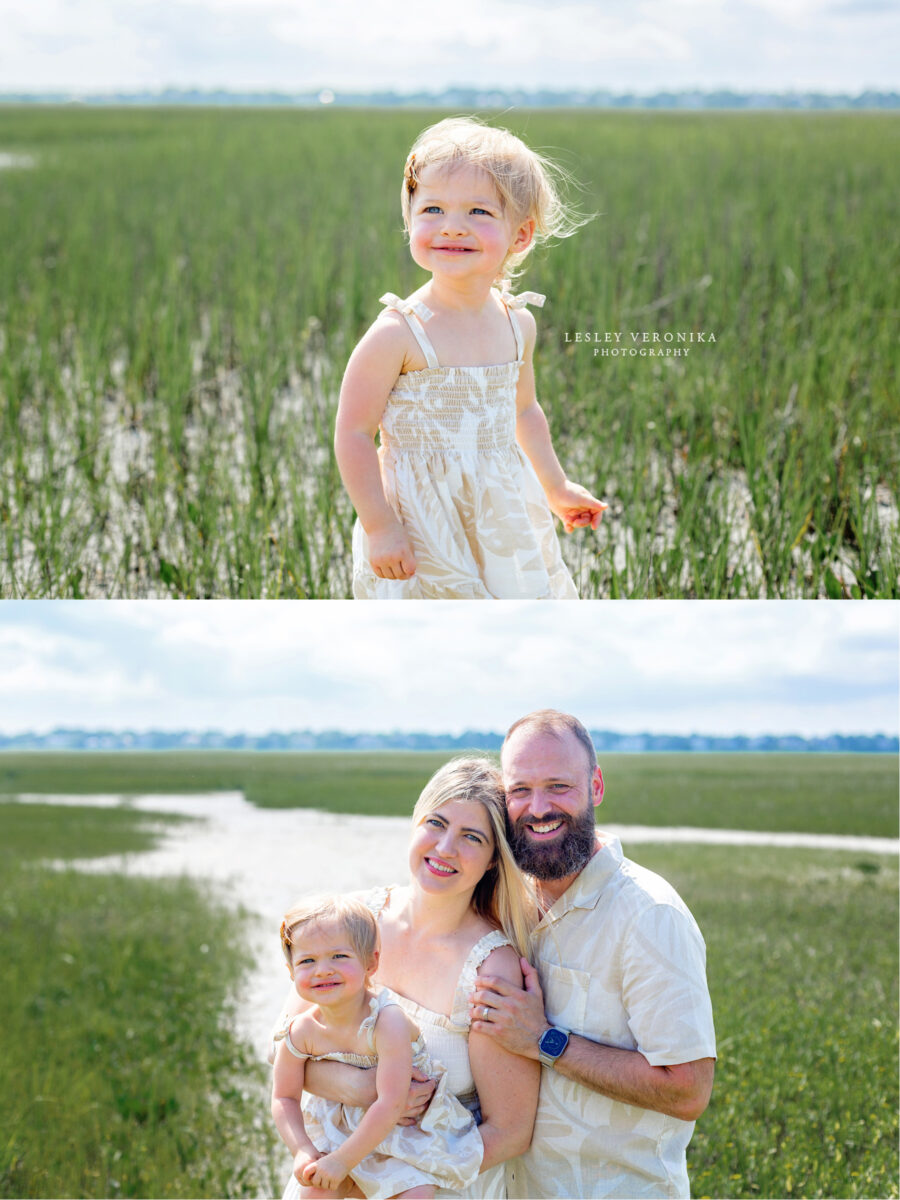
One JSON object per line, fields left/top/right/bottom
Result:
{"left": 271, "top": 894, "right": 484, "bottom": 1199}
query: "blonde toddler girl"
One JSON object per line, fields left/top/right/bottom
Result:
{"left": 272, "top": 894, "right": 484, "bottom": 1199}
{"left": 335, "top": 116, "right": 606, "bottom": 599}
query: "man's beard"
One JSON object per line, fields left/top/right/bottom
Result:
{"left": 507, "top": 802, "right": 597, "bottom": 880}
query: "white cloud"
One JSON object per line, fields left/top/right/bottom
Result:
{"left": 0, "top": 0, "right": 895, "bottom": 92}
{"left": 0, "top": 601, "right": 896, "bottom": 738}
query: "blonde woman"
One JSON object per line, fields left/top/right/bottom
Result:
{"left": 273, "top": 758, "right": 539, "bottom": 1198}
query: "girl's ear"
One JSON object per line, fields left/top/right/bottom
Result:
{"left": 511, "top": 217, "right": 536, "bottom": 252}
{"left": 367, "top": 947, "right": 380, "bottom": 976}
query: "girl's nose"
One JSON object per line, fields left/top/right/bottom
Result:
{"left": 441, "top": 211, "right": 467, "bottom": 235}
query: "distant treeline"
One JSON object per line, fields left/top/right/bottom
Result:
{"left": 2, "top": 729, "right": 896, "bottom": 753}
{"left": 1, "top": 88, "right": 897, "bottom": 110}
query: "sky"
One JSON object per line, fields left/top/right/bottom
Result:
{"left": 0, "top": 0, "right": 897, "bottom": 95}
{"left": 0, "top": 601, "right": 897, "bottom": 738}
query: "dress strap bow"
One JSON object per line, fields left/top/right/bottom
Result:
{"left": 379, "top": 292, "right": 434, "bottom": 323}
{"left": 498, "top": 286, "right": 546, "bottom": 310}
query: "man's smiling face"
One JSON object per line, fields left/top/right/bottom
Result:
{"left": 501, "top": 726, "right": 604, "bottom": 884}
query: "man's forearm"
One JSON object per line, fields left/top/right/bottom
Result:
{"left": 552, "top": 1036, "right": 714, "bottom": 1122}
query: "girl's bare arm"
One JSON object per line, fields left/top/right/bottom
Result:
{"left": 513, "top": 310, "right": 607, "bottom": 532}
{"left": 334, "top": 317, "right": 418, "bottom": 579}
{"left": 270, "top": 1025, "right": 320, "bottom": 1161}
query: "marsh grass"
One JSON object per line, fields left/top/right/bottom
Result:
{"left": 0, "top": 108, "right": 896, "bottom": 596}
{"left": 1, "top": 750, "right": 896, "bottom": 837}
{"left": 0, "top": 800, "right": 281, "bottom": 1198}
{"left": 643, "top": 843, "right": 899, "bottom": 1199}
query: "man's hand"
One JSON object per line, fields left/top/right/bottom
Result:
{"left": 398, "top": 1067, "right": 436, "bottom": 1125}
{"left": 303, "top": 1150, "right": 349, "bottom": 1191}
{"left": 545, "top": 481, "right": 608, "bottom": 533}
{"left": 469, "top": 957, "right": 549, "bottom": 1058}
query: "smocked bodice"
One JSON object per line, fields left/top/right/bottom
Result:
{"left": 380, "top": 362, "right": 520, "bottom": 456}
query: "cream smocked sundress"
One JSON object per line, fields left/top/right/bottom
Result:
{"left": 278, "top": 986, "right": 484, "bottom": 1200}
{"left": 351, "top": 287, "right": 579, "bottom": 600}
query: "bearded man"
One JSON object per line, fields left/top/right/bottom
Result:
{"left": 471, "top": 710, "right": 717, "bottom": 1200}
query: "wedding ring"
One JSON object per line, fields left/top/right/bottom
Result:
{"left": 480, "top": 1006, "right": 490, "bottom": 1020}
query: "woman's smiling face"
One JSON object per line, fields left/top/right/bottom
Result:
{"left": 409, "top": 798, "right": 496, "bottom": 897}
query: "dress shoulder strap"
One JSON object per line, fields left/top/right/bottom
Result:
{"left": 450, "top": 929, "right": 512, "bottom": 1028}
{"left": 363, "top": 884, "right": 393, "bottom": 919}
{"left": 379, "top": 292, "right": 440, "bottom": 369}
{"left": 359, "top": 987, "right": 405, "bottom": 1051}
{"left": 274, "top": 1015, "right": 310, "bottom": 1060}
{"left": 497, "top": 285, "right": 546, "bottom": 362}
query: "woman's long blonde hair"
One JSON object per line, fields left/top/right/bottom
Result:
{"left": 412, "top": 756, "right": 537, "bottom": 957}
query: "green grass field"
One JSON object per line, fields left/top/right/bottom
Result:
{"left": 1, "top": 107, "right": 897, "bottom": 597}
{"left": 1, "top": 753, "right": 897, "bottom": 1197}
{"left": 0, "top": 801, "right": 281, "bottom": 1198}
{"left": 1, "top": 749, "right": 896, "bottom": 836}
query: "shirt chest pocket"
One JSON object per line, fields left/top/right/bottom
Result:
{"left": 540, "top": 962, "right": 589, "bottom": 1033}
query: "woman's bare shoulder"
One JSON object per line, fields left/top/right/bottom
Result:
{"left": 479, "top": 942, "right": 524, "bottom": 984}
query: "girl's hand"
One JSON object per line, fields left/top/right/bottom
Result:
{"left": 303, "top": 1151, "right": 349, "bottom": 1190}
{"left": 546, "top": 481, "right": 608, "bottom": 533}
{"left": 293, "top": 1147, "right": 322, "bottom": 1182}
{"left": 368, "top": 522, "right": 417, "bottom": 580}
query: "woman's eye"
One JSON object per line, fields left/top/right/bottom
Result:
{"left": 465, "top": 833, "right": 485, "bottom": 844}
{"left": 425, "top": 816, "right": 444, "bottom": 828}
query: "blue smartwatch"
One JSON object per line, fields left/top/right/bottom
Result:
{"left": 538, "top": 1025, "right": 570, "bottom": 1067}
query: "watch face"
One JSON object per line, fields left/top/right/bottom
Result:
{"left": 540, "top": 1028, "right": 568, "bottom": 1057}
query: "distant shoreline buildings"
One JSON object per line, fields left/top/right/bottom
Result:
{"left": 0, "top": 88, "right": 897, "bottom": 110}
{"left": 1, "top": 729, "right": 895, "bottom": 754}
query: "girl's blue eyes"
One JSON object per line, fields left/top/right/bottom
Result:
{"left": 422, "top": 206, "right": 493, "bottom": 216}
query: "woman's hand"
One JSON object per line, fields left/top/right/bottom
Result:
{"left": 368, "top": 521, "right": 417, "bottom": 580}
{"left": 545, "top": 481, "right": 608, "bottom": 534}
{"left": 303, "top": 1150, "right": 349, "bottom": 1190}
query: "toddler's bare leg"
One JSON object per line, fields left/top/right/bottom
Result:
{"left": 299, "top": 1184, "right": 364, "bottom": 1199}
{"left": 392, "top": 1188, "right": 434, "bottom": 1199}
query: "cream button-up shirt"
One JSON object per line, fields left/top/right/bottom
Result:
{"left": 506, "top": 835, "right": 716, "bottom": 1200}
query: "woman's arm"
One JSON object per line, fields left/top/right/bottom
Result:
{"left": 303, "top": 1006, "right": 415, "bottom": 1191}
{"left": 271, "top": 981, "right": 434, "bottom": 1117}
{"left": 334, "top": 317, "right": 418, "bottom": 580}
{"left": 467, "top": 945, "right": 540, "bottom": 1170}
{"left": 513, "top": 310, "right": 607, "bottom": 532}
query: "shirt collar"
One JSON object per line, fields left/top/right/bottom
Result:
{"left": 536, "top": 833, "right": 623, "bottom": 928}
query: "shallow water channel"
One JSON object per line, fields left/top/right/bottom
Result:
{"left": 13, "top": 791, "right": 899, "bottom": 1061}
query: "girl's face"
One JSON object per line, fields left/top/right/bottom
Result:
{"left": 408, "top": 163, "right": 533, "bottom": 284}
{"left": 288, "top": 920, "right": 372, "bottom": 1006}
{"left": 409, "top": 798, "right": 496, "bottom": 900}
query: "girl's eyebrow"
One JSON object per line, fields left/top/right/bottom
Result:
{"left": 418, "top": 195, "right": 499, "bottom": 208}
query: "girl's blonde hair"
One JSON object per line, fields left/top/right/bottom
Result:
{"left": 412, "top": 756, "right": 537, "bottom": 957}
{"left": 400, "top": 116, "right": 589, "bottom": 285}
{"left": 280, "top": 893, "right": 378, "bottom": 970}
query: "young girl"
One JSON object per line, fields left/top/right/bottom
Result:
{"left": 335, "top": 116, "right": 607, "bottom": 600}
{"left": 272, "top": 894, "right": 484, "bottom": 1200}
